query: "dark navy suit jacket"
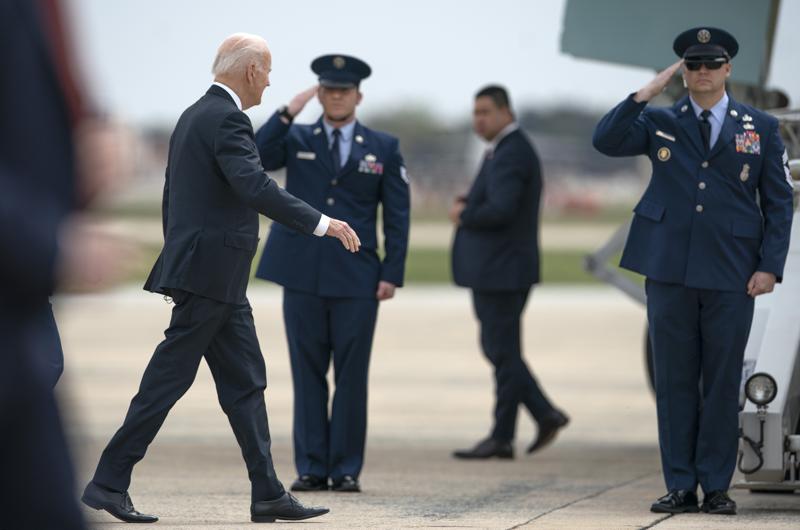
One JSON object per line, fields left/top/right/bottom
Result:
{"left": 254, "top": 112, "right": 410, "bottom": 298}
{"left": 144, "top": 86, "right": 323, "bottom": 304}
{"left": 593, "top": 93, "right": 794, "bottom": 291}
{"left": 452, "top": 129, "right": 543, "bottom": 292}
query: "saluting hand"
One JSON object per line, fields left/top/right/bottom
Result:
{"left": 287, "top": 84, "right": 319, "bottom": 118}
{"left": 634, "top": 60, "right": 684, "bottom": 103}
{"left": 326, "top": 218, "right": 361, "bottom": 253}
{"left": 747, "top": 271, "right": 777, "bottom": 298}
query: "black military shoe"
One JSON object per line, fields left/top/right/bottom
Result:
{"left": 251, "top": 492, "right": 329, "bottom": 523}
{"left": 81, "top": 481, "right": 158, "bottom": 523}
{"left": 331, "top": 475, "right": 360, "bottom": 492}
{"left": 527, "top": 410, "right": 570, "bottom": 454}
{"left": 650, "top": 489, "right": 700, "bottom": 514}
{"left": 290, "top": 474, "right": 328, "bottom": 491}
{"left": 452, "top": 437, "right": 514, "bottom": 459}
{"left": 701, "top": 490, "right": 737, "bottom": 515}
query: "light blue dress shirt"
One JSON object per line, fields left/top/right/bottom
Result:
{"left": 689, "top": 92, "right": 729, "bottom": 149}
{"left": 323, "top": 120, "right": 356, "bottom": 168}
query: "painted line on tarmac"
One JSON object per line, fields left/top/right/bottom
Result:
{"left": 504, "top": 471, "right": 659, "bottom": 529}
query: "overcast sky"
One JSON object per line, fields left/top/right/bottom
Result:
{"left": 68, "top": 0, "right": 800, "bottom": 127}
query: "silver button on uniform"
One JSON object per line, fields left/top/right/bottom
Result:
{"left": 698, "top": 182, "right": 706, "bottom": 190}
{"left": 696, "top": 204, "right": 704, "bottom": 213}
{"left": 701, "top": 161, "right": 709, "bottom": 168}
{"left": 331, "top": 179, "right": 338, "bottom": 186}
{"left": 326, "top": 198, "right": 335, "bottom": 206}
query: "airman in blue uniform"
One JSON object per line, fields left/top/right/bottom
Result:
{"left": 254, "top": 54, "right": 410, "bottom": 493}
{"left": 594, "top": 27, "right": 794, "bottom": 515}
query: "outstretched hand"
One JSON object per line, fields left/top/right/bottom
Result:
{"left": 326, "top": 218, "right": 361, "bottom": 252}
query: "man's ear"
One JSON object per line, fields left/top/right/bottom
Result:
{"left": 356, "top": 91, "right": 363, "bottom": 106}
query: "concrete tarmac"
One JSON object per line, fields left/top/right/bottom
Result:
{"left": 54, "top": 286, "right": 800, "bottom": 529}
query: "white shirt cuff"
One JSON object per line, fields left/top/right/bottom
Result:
{"left": 312, "top": 214, "right": 330, "bottom": 237}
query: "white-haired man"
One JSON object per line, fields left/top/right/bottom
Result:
{"left": 81, "top": 34, "right": 359, "bottom": 524}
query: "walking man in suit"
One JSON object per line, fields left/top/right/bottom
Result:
{"left": 593, "top": 27, "right": 793, "bottom": 515}
{"left": 451, "top": 85, "right": 569, "bottom": 461}
{"left": 254, "top": 54, "right": 410, "bottom": 493}
{"left": 82, "top": 34, "right": 361, "bottom": 524}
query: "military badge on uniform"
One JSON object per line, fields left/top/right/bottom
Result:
{"left": 313, "top": 127, "right": 322, "bottom": 135}
{"left": 681, "top": 104, "right": 688, "bottom": 113}
{"left": 359, "top": 157, "right": 384, "bottom": 175}
{"left": 333, "top": 56, "right": 346, "bottom": 69}
{"left": 400, "top": 166, "right": 409, "bottom": 184}
{"left": 729, "top": 109, "right": 738, "bottom": 118}
{"left": 743, "top": 123, "right": 755, "bottom": 130}
{"left": 697, "top": 29, "right": 711, "bottom": 43}
{"left": 364, "top": 153, "right": 377, "bottom": 162}
{"left": 657, "top": 147, "right": 671, "bottom": 161}
{"left": 735, "top": 131, "right": 761, "bottom": 154}
{"left": 742, "top": 114, "right": 753, "bottom": 122}
{"left": 296, "top": 151, "right": 317, "bottom": 160}
{"left": 355, "top": 135, "right": 364, "bottom": 144}
{"left": 740, "top": 163, "right": 750, "bottom": 182}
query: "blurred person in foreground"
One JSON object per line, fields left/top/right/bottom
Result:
{"left": 81, "top": 33, "right": 362, "bottom": 524}
{"left": 0, "top": 0, "right": 134, "bottom": 528}
{"left": 593, "top": 27, "right": 793, "bottom": 515}
{"left": 450, "top": 85, "right": 569, "bottom": 461}
{"left": 253, "top": 54, "right": 410, "bottom": 493}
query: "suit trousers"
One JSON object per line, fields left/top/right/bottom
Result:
{"left": 471, "top": 289, "right": 556, "bottom": 442}
{"left": 282, "top": 289, "right": 379, "bottom": 481}
{"left": 646, "top": 279, "right": 754, "bottom": 493}
{"left": 92, "top": 290, "right": 284, "bottom": 502}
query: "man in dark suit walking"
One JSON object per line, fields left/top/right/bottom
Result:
{"left": 81, "top": 33, "right": 360, "bottom": 524}
{"left": 451, "top": 85, "right": 569, "bottom": 460}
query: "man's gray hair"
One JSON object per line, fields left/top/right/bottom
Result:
{"left": 211, "top": 33, "right": 268, "bottom": 77}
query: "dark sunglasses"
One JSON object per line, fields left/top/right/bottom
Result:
{"left": 685, "top": 59, "right": 727, "bottom": 71}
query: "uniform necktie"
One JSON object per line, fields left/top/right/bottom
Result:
{"left": 330, "top": 128, "right": 342, "bottom": 170}
{"left": 699, "top": 109, "right": 712, "bottom": 152}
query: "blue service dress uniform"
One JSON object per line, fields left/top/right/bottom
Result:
{"left": 255, "top": 112, "right": 410, "bottom": 482}
{"left": 593, "top": 92, "right": 794, "bottom": 494}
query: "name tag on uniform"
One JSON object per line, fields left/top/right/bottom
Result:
{"left": 296, "top": 151, "right": 316, "bottom": 160}
{"left": 655, "top": 130, "right": 676, "bottom": 142}
{"left": 735, "top": 131, "right": 761, "bottom": 155}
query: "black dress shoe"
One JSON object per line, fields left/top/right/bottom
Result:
{"left": 251, "top": 492, "right": 330, "bottom": 522}
{"left": 331, "top": 475, "right": 360, "bottom": 492}
{"left": 701, "top": 490, "right": 737, "bottom": 515}
{"left": 650, "top": 490, "right": 700, "bottom": 514}
{"left": 452, "top": 438, "right": 513, "bottom": 459}
{"left": 290, "top": 474, "right": 328, "bottom": 491}
{"left": 527, "top": 410, "right": 569, "bottom": 454}
{"left": 81, "top": 481, "right": 158, "bottom": 523}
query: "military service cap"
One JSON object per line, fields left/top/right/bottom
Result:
{"left": 673, "top": 27, "right": 739, "bottom": 61}
{"left": 311, "top": 54, "right": 371, "bottom": 88}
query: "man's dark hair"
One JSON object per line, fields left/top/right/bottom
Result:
{"left": 475, "top": 85, "right": 512, "bottom": 110}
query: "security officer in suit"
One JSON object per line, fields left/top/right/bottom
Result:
{"left": 450, "top": 85, "right": 569, "bottom": 461}
{"left": 255, "top": 54, "right": 410, "bottom": 493}
{"left": 594, "top": 27, "right": 793, "bottom": 515}
{"left": 81, "top": 34, "right": 360, "bottom": 523}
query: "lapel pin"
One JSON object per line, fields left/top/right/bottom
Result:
{"left": 313, "top": 127, "right": 322, "bottom": 135}
{"left": 742, "top": 114, "right": 753, "bottom": 122}
{"left": 657, "top": 147, "right": 671, "bottom": 162}
{"left": 365, "top": 154, "right": 377, "bottom": 162}
{"left": 729, "top": 109, "right": 738, "bottom": 117}
{"left": 355, "top": 135, "right": 364, "bottom": 144}
{"left": 681, "top": 104, "right": 688, "bottom": 113}
{"left": 740, "top": 163, "right": 750, "bottom": 182}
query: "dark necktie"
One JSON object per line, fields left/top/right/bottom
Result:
{"left": 699, "top": 109, "right": 712, "bottom": 152}
{"left": 330, "top": 128, "right": 342, "bottom": 170}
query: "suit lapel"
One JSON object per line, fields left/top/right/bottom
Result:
{"left": 674, "top": 95, "right": 706, "bottom": 158}
{"left": 310, "top": 117, "right": 336, "bottom": 176}
{"left": 708, "top": 96, "right": 742, "bottom": 160}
